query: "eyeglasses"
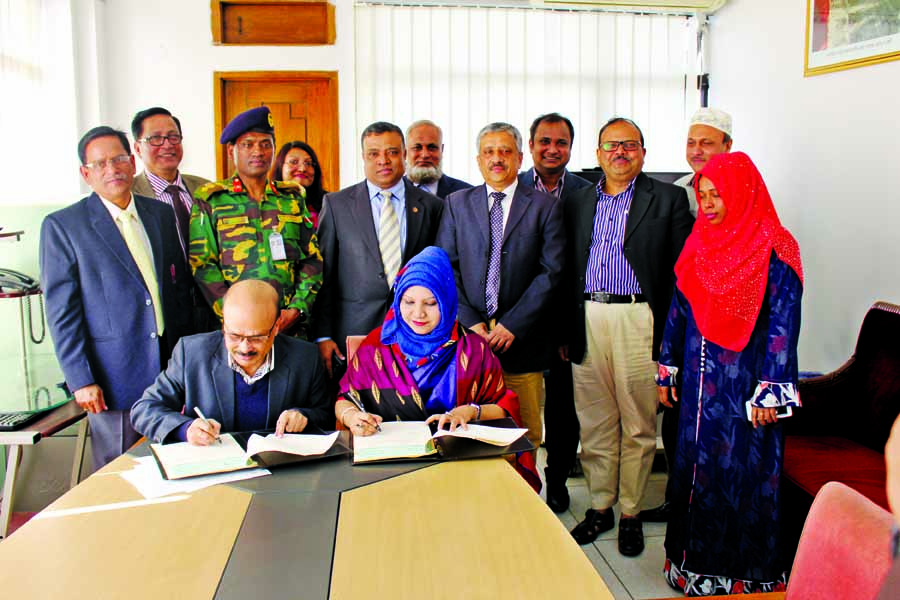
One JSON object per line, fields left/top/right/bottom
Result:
{"left": 599, "top": 140, "right": 642, "bottom": 152}
{"left": 140, "top": 134, "right": 183, "bottom": 147}
{"left": 286, "top": 158, "right": 317, "bottom": 169}
{"left": 83, "top": 154, "right": 131, "bottom": 171}
{"left": 223, "top": 322, "right": 276, "bottom": 345}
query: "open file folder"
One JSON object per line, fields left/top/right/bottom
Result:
{"left": 351, "top": 417, "right": 533, "bottom": 464}
{"left": 150, "top": 429, "right": 349, "bottom": 480}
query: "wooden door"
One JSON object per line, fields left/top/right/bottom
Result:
{"left": 213, "top": 71, "right": 339, "bottom": 191}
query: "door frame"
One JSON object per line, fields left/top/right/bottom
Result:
{"left": 212, "top": 70, "right": 339, "bottom": 181}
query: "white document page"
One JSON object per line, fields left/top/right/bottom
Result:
{"left": 352, "top": 421, "right": 436, "bottom": 462}
{"left": 150, "top": 433, "right": 257, "bottom": 479}
{"left": 120, "top": 456, "right": 270, "bottom": 499}
{"left": 245, "top": 431, "right": 339, "bottom": 458}
{"left": 432, "top": 423, "right": 527, "bottom": 446}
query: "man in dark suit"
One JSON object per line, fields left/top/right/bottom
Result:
{"left": 518, "top": 112, "right": 592, "bottom": 513}
{"left": 312, "top": 121, "right": 443, "bottom": 376}
{"left": 131, "top": 106, "right": 216, "bottom": 332}
{"left": 40, "top": 126, "right": 193, "bottom": 469}
{"left": 131, "top": 280, "right": 331, "bottom": 444}
{"left": 562, "top": 117, "right": 693, "bottom": 556}
{"left": 404, "top": 120, "right": 472, "bottom": 198}
{"left": 436, "top": 122, "right": 565, "bottom": 457}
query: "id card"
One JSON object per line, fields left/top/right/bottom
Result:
{"left": 269, "top": 231, "right": 287, "bottom": 260}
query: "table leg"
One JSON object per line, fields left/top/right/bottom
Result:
{"left": 0, "top": 444, "right": 23, "bottom": 539}
{"left": 70, "top": 419, "right": 89, "bottom": 488}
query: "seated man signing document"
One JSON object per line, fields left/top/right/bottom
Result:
{"left": 132, "top": 280, "right": 332, "bottom": 445}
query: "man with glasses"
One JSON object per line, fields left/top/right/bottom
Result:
{"left": 404, "top": 120, "right": 472, "bottom": 198}
{"left": 131, "top": 107, "right": 211, "bottom": 253}
{"left": 190, "top": 106, "right": 323, "bottom": 338}
{"left": 40, "top": 126, "right": 193, "bottom": 469}
{"left": 560, "top": 117, "right": 693, "bottom": 556}
{"left": 131, "top": 106, "right": 216, "bottom": 331}
{"left": 132, "top": 279, "right": 332, "bottom": 444}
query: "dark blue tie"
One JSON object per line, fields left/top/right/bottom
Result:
{"left": 485, "top": 191, "right": 505, "bottom": 317}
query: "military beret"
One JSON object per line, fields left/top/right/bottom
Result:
{"left": 220, "top": 106, "right": 275, "bottom": 144}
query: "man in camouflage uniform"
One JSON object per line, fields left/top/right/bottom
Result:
{"left": 190, "top": 106, "right": 322, "bottom": 335}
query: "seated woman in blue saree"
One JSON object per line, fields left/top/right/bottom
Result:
{"left": 656, "top": 152, "right": 804, "bottom": 596}
{"left": 336, "top": 246, "right": 540, "bottom": 491}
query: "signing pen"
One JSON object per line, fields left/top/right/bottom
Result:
{"left": 348, "top": 394, "right": 381, "bottom": 433}
{"left": 194, "top": 407, "right": 222, "bottom": 444}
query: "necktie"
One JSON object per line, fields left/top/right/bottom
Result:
{"left": 118, "top": 212, "right": 164, "bottom": 334}
{"left": 165, "top": 184, "right": 190, "bottom": 259}
{"left": 485, "top": 191, "right": 505, "bottom": 317}
{"left": 378, "top": 191, "right": 402, "bottom": 288}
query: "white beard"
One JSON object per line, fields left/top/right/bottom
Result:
{"left": 406, "top": 163, "right": 443, "bottom": 184}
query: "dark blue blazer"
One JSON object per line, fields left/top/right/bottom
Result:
{"left": 517, "top": 168, "right": 592, "bottom": 200}
{"left": 435, "top": 183, "right": 565, "bottom": 373}
{"left": 131, "top": 332, "right": 332, "bottom": 443}
{"left": 436, "top": 174, "right": 473, "bottom": 199}
{"left": 39, "top": 193, "right": 193, "bottom": 411}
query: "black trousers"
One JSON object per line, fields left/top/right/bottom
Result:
{"left": 543, "top": 355, "right": 580, "bottom": 486}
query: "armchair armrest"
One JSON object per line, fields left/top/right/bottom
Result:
{"left": 786, "top": 357, "right": 856, "bottom": 436}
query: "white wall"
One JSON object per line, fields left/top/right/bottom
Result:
{"left": 709, "top": 0, "right": 900, "bottom": 372}
{"left": 91, "top": 0, "right": 358, "bottom": 187}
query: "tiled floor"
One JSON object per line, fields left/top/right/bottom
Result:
{"left": 536, "top": 448, "right": 677, "bottom": 600}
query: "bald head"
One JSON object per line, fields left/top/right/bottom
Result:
{"left": 222, "top": 280, "right": 280, "bottom": 375}
{"left": 223, "top": 280, "right": 280, "bottom": 322}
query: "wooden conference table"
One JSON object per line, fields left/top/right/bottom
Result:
{"left": 0, "top": 439, "right": 613, "bottom": 599}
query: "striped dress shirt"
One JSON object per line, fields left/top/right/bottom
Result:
{"left": 584, "top": 177, "right": 642, "bottom": 295}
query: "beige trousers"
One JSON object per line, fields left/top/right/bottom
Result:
{"left": 572, "top": 301, "right": 658, "bottom": 516}
{"left": 502, "top": 370, "right": 544, "bottom": 457}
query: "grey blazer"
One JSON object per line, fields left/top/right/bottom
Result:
{"left": 132, "top": 171, "right": 211, "bottom": 201}
{"left": 311, "top": 179, "right": 443, "bottom": 354}
{"left": 131, "top": 332, "right": 332, "bottom": 443}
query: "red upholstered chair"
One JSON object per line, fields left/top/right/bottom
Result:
{"left": 785, "top": 482, "right": 895, "bottom": 600}
{"left": 335, "top": 335, "right": 367, "bottom": 432}
{"left": 346, "top": 335, "right": 365, "bottom": 362}
{"left": 652, "top": 482, "right": 895, "bottom": 600}
{"left": 782, "top": 301, "right": 900, "bottom": 560}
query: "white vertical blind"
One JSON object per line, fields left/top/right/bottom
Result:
{"left": 0, "top": 0, "right": 79, "bottom": 204}
{"left": 354, "top": 4, "right": 699, "bottom": 184}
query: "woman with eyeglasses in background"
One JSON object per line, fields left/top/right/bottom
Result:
{"left": 272, "top": 141, "right": 327, "bottom": 228}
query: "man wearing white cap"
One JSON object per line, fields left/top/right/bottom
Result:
{"left": 673, "top": 107, "right": 733, "bottom": 216}
{"left": 640, "top": 107, "right": 732, "bottom": 524}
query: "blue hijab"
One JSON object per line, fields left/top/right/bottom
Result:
{"left": 380, "top": 246, "right": 458, "bottom": 361}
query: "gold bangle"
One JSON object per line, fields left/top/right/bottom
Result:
{"left": 339, "top": 406, "right": 358, "bottom": 426}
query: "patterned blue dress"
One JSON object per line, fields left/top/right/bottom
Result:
{"left": 657, "top": 254, "right": 802, "bottom": 596}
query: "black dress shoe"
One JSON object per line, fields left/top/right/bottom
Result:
{"left": 546, "top": 483, "right": 570, "bottom": 513}
{"left": 618, "top": 517, "right": 644, "bottom": 556}
{"left": 568, "top": 458, "right": 584, "bottom": 478}
{"left": 570, "top": 509, "right": 614, "bottom": 545}
{"left": 640, "top": 501, "right": 671, "bottom": 523}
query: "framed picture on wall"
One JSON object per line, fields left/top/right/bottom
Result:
{"left": 805, "top": 0, "right": 900, "bottom": 76}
